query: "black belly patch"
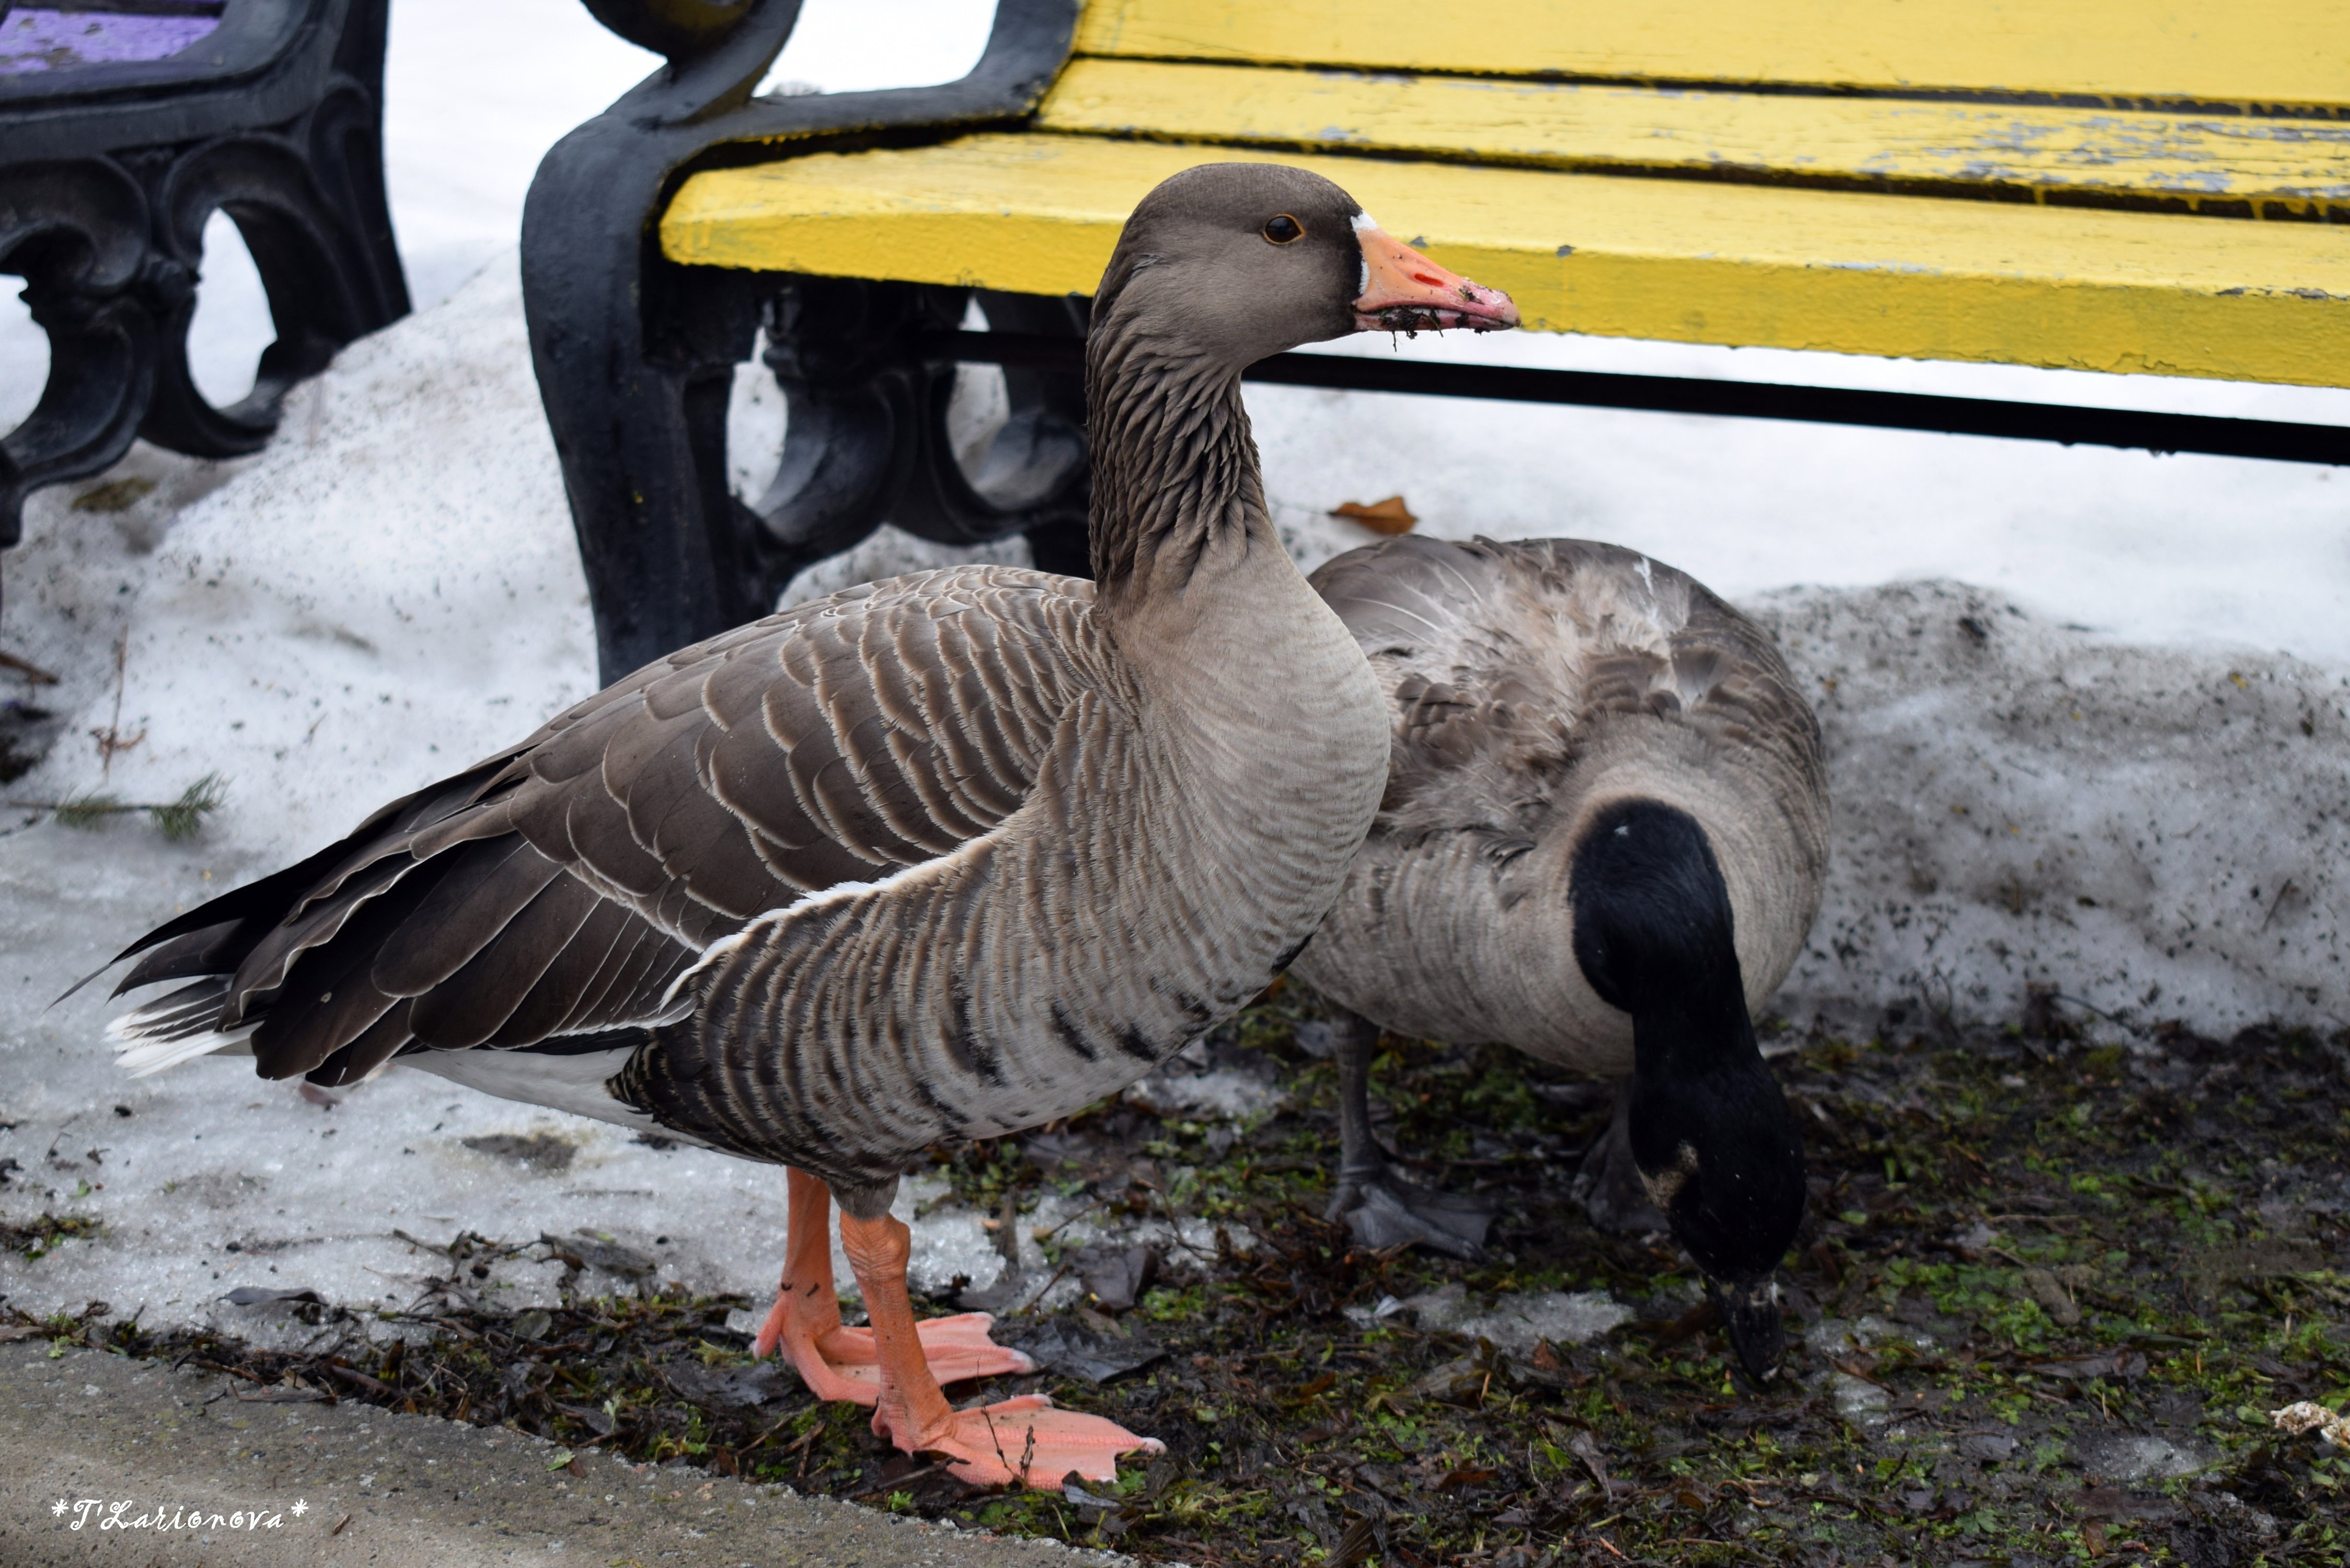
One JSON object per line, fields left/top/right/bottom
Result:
{"left": 1112, "top": 1022, "right": 1158, "bottom": 1064}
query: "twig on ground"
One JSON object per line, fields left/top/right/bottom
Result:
{"left": 0, "top": 649, "right": 59, "bottom": 685}
{"left": 90, "top": 629, "right": 143, "bottom": 775}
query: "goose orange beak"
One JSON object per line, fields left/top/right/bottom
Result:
{"left": 1352, "top": 224, "right": 1518, "bottom": 333}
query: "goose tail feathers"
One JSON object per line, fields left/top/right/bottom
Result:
{"left": 106, "top": 977, "right": 257, "bottom": 1077}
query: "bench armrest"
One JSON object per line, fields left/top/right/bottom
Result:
{"left": 529, "top": 0, "right": 1085, "bottom": 682}
{"left": 573, "top": 0, "right": 1075, "bottom": 135}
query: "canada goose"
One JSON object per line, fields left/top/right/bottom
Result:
{"left": 1291, "top": 536, "right": 1827, "bottom": 1382}
{"left": 91, "top": 165, "right": 1518, "bottom": 1486}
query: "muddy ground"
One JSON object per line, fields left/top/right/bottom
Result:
{"left": 4, "top": 988, "right": 2345, "bottom": 1566}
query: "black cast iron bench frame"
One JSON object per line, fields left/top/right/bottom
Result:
{"left": 0, "top": 0, "right": 408, "bottom": 585}
{"left": 528, "top": 0, "right": 2350, "bottom": 687}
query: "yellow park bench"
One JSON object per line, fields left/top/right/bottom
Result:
{"left": 524, "top": 0, "right": 2350, "bottom": 681}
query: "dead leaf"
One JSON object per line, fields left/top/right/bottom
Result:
{"left": 1434, "top": 1466, "right": 1498, "bottom": 1492}
{"left": 1331, "top": 496, "right": 1416, "bottom": 534}
{"left": 71, "top": 476, "right": 157, "bottom": 514}
{"left": 1565, "top": 1427, "right": 1615, "bottom": 1498}
{"left": 1078, "top": 1243, "right": 1159, "bottom": 1311}
{"left": 222, "top": 1287, "right": 322, "bottom": 1307}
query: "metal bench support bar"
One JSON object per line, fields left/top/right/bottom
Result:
{"left": 927, "top": 330, "right": 2350, "bottom": 468}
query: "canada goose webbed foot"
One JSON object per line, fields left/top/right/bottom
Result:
{"left": 1329, "top": 1167, "right": 1493, "bottom": 1260}
{"left": 1323, "top": 1006, "right": 1493, "bottom": 1258}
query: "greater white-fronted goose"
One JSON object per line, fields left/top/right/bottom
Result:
{"left": 1291, "top": 535, "right": 1828, "bottom": 1381}
{"left": 94, "top": 165, "right": 1518, "bottom": 1485}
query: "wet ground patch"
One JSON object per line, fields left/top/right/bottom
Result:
{"left": 3, "top": 995, "right": 2344, "bottom": 1565}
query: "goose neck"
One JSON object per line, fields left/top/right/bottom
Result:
{"left": 1084, "top": 331, "right": 1274, "bottom": 618}
{"left": 1569, "top": 798, "right": 1760, "bottom": 1083}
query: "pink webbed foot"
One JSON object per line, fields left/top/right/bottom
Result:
{"left": 753, "top": 1287, "right": 1034, "bottom": 1403}
{"left": 832, "top": 1205, "right": 1160, "bottom": 1490}
{"left": 754, "top": 1169, "right": 1034, "bottom": 1403}
{"left": 900, "top": 1392, "right": 1165, "bottom": 1489}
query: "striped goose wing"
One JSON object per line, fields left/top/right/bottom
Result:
{"left": 110, "top": 567, "right": 1095, "bottom": 1086}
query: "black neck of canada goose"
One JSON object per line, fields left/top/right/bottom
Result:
{"left": 1569, "top": 799, "right": 1753, "bottom": 1067}
{"left": 1570, "top": 796, "right": 1806, "bottom": 1376}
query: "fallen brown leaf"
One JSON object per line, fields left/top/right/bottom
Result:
{"left": 1331, "top": 496, "right": 1416, "bottom": 534}
{"left": 1434, "top": 1466, "right": 1498, "bottom": 1492}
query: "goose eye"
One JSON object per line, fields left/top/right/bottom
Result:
{"left": 1262, "top": 214, "right": 1304, "bottom": 245}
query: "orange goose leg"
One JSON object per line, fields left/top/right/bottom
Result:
{"left": 839, "top": 1204, "right": 1163, "bottom": 1488}
{"left": 753, "top": 1167, "right": 1034, "bottom": 1401}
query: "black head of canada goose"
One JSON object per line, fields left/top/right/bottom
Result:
{"left": 89, "top": 164, "right": 1517, "bottom": 1488}
{"left": 1292, "top": 536, "right": 1828, "bottom": 1384}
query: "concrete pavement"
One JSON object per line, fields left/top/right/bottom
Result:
{"left": 0, "top": 1340, "right": 1129, "bottom": 1566}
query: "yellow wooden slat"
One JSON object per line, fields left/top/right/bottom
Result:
{"left": 1037, "top": 58, "right": 2350, "bottom": 218}
{"left": 1073, "top": 0, "right": 2350, "bottom": 114}
{"left": 660, "top": 133, "right": 2350, "bottom": 387}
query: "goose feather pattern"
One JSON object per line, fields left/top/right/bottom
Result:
{"left": 1295, "top": 534, "right": 1830, "bottom": 1072}
{"left": 108, "top": 562, "right": 1385, "bottom": 1190}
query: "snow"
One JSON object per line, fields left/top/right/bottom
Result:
{"left": 1387, "top": 1282, "right": 1633, "bottom": 1353}
{"left": 3, "top": 0, "right": 2347, "bottom": 1334}
{"left": 1762, "top": 581, "right": 2350, "bottom": 1036}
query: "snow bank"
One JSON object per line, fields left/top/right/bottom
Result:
{"left": 1762, "top": 581, "right": 2348, "bottom": 1037}
{"left": 10, "top": 260, "right": 597, "bottom": 863}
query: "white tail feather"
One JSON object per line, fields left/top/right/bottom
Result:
{"left": 108, "top": 979, "right": 257, "bottom": 1078}
{"left": 109, "top": 1021, "right": 258, "bottom": 1078}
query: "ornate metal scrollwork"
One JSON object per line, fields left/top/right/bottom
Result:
{"left": 524, "top": 0, "right": 1086, "bottom": 683}
{"left": 0, "top": 0, "right": 407, "bottom": 597}
{"left": 744, "top": 278, "right": 1091, "bottom": 583}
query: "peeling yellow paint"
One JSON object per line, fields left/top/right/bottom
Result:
{"left": 1072, "top": 0, "right": 2350, "bottom": 114}
{"left": 662, "top": 133, "right": 2350, "bottom": 387}
{"left": 1037, "top": 59, "right": 2350, "bottom": 218}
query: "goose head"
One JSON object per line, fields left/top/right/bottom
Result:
{"left": 1570, "top": 798, "right": 1807, "bottom": 1384}
{"left": 1092, "top": 162, "right": 1518, "bottom": 372}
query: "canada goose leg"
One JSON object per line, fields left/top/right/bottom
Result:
{"left": 1323, "top": 1008, "right": 1492, "bottom": 1260}
{"left": 754, "top": 1168, "right": 1035, "bottom": 1402}
{"left": 1573, "top": 1085, "right": 1668, "bottom": 1235}
{"left": 838, "top": 1196, "right": 1163, "bottom": 1489}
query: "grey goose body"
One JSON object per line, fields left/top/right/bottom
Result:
{"left": 111, "top": 563, "right": 1368, "bottom": 1189}
{"left": 1291, "top": 534, "right": 1829, "bottom": 1380}
{"left": 98, "top": 163, "right": 1520, "bottom": 1484}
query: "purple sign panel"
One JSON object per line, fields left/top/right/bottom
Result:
{"left": 1, "top": 5, "right": 226, "bottom": 74}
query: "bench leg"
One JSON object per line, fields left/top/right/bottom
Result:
{"left": 530, "top": 226, "right": 1098, "bottom": 685}
{"left": 0, "top": 125, "right": 405, "bottom": 577}
{"left": 137, "top": 133, "right": 409, "bottom": 458}
{"left": 884, "top": 286, "right": 1091, "bottom": 574}
{"left": 757, "top": 279, "right": 1092, "bottom": 580}
{"left": 526, "top": 115, "right": 796, "bottom": 685}
{"left": 524, "top": 0, "right": 1090, "bottom": 684}
{"left": 0, "top": 0, "right": 405, "bottom": 608}
{"left": 0, "top": 160, "right": 161, "bottom": 557}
